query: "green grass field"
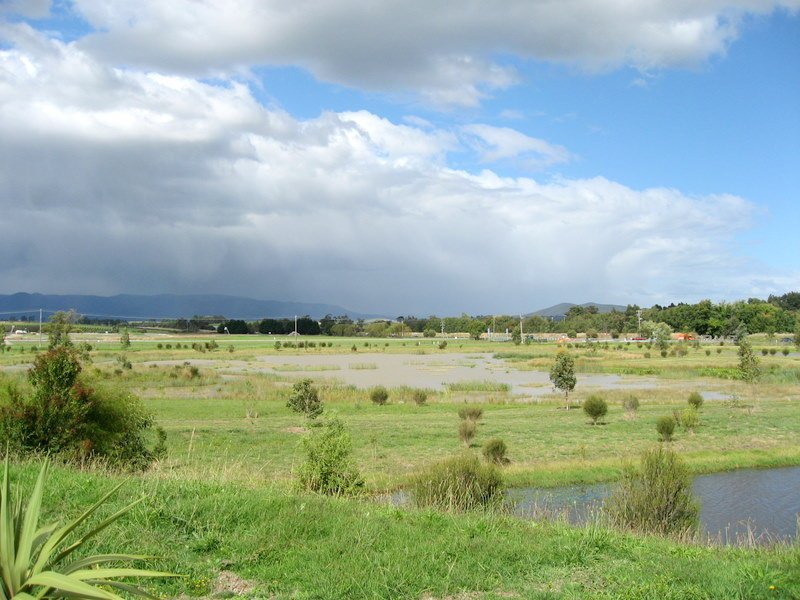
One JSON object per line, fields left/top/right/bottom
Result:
{"left": 1, "top": 334, "right": 799, "bottom": 598}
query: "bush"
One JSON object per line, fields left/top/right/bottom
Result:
{"left": 582, "top": 395, "right": 608, "bottom": 424}
{"left": 459, "top": 419, "right": 477, "bottom": 447}
{"left": 423, "top": 329, "right": 436, "bottom": 338}
{"left": 623, "top": 395, "right": 640, "bottom": 413}
{"left": 0, "top": 347, "right": 157, "bottom": 469}
{"left": 369, "top": 386, "right": 389, "bottom": 405}
{"left": 643, "top": 352, "right": 651, "bottom": 358}
{"left": 705, "top": 349, "right": 711, "bottom": 356}
{"left": 458, "top": 405, "right": 483, "bottom": 421}
{"left": 286, "top": 379, "right": 323, "bottom": 418}
{"left": 605, "top": 446, "right": 699, "bottom": 535}
{"left": 656, "top": 415, "right": 676, "bottom": 441}
{"left": 412, "top": 389, "right": 428, "bottom": 405}
{"left": 687, "top": 391, "right": 704, "bottom": 409}
{"left": 482, "top": 438, "right": 508, "bottom": 464}
{"left": 680, "top": 407, "right": 700, "bottom": 432}
{"left": 297, "top": 418, "right": 364, "bottom": 496}
{"left": 410, "top": 453, "right": 503, "bottom": 511}
{"left": 783, "top": 348, "right": 790, "bottom": 356}
{"left": 660, "top": 350, "right": 668, "bottom": 358}
{"left": 761, "top": 348, "right": 769, "bottom": 356}
{"left": 438, "top": 340, "right": 448, "bottom": 350}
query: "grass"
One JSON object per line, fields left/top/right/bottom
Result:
{"left": 7, "top": 460, "right": 799, "bottom": 599}
{"left": 447, "top": 380, "right": 511, "bottom": 393}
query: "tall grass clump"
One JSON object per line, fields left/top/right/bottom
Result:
{"left": 369, "top": 386, "right": 389, "bottom": 405}
{"left": 458, "top": 419, "right": 477, "bottom": 447}
{"left": 482, "top": 438, "right": 508, "bottom": 464}
{"left": 410, "top": 453, "right": 503, "bottom": 511}
{"left": 687, "top": 392, "right": 704, "bottom": 409}
{"left": 412, "top": 389, "right": 427, "bottom": 405}
{"left": 622, "top": 395, "right": 640, "bottom": 414}
{"left": 457, "top": 405, "right": 483, "bottom": 421}
{"left": 606, "top": 446, "right": 699, "bottom": 535}
{"left": 297, "top": 418, "right": 364, "bottom": 496}
{"left": 656, "top": 415, "right": 676, "bottom": 442}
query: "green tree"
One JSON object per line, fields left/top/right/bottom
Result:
{"left": 120, "top": 329, "right": 131, "bottom": 348}
{"left": 794, "top": 318, "right": 800, "bottom": 349}
{"left": 47, "top": 310, "right": 76, "bottom": 349}
{"left": 286, "top": 379, "right": 323, "bottom": 418}
{"left": 640, "top": 320, "right": 672, "bottom": 350}
{"left": 737, "top": 338, "right": 761, "bottom": 383}
{"left": 549, "top": 352, "right": 576, "bottom": 409}
{"left": 298, "top": 418, "right": 364, "bottom": 495}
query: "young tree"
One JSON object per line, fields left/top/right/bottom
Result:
{"left": 47, "top": 310, "right": 77, "bottom": 349}
{"left": 738, "top": 338, "right": 761, "bottom": 383}
{"left": 795, "top": 318, "right": 800, "bottom": 349}
{"left": 120, "top": 329, "right": 131, "bottom": 349}
{"left": 286, "top": 379, "right": 323, "bottom": 418}
{"left": 640, "top": 320, "right": 673, "bottom": 350}
{"left": 550, "top": 352, "right": 577, "bottom": 409}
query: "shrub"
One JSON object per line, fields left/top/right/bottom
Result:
{"left": 687, "top": 391, "right": 704, "bottom": 409}
{"left": 705, "top": 349, "right": 711, "bottom": 356}
{"left": 0, "top": 347, "right": 157, "bottom": 469}
{"left": 680, "top": 407, "right": 700, "bottom": 432}
{"left": 412, "top": 389, "right": 428, "bottom": 405}
{"left": 761, "top": 348, "right": 769, "bottom": 356}
{"left": 458, "top": 405, "right": 483, "bottom": 421}
{"left": 482, "top": 438, "right": 508, "bottom": 464}
{"left": 410, "top": 453, "right": 503, "bottom": 511}
{"left": 783, "top": 348, "right": 790, "bottom": 356}
{"left": 605, "top": 446, "right": 699, "bottom": 535}
{"left": 656, "top": 415, "right": 676, "bottom": 441}
{"left": 716, "top": 348, "right": 722, "bottom": 354}
{"left": 286, "top": 379, "right": 323, "bottom": 418}
{"left": 438, "top": 340, "right": 448, "bottom": 350}
{"left": 156, "top": 342, "right": 163, "bottom": 349}
{"left": 660, "top": 350, "right": 668, "bottom": 358}
{"left": 643, "top": 352, "right": 651, "bottom": 358}
{"left": 369, "top": 386, "right": 389, "bottom": 405}
{"left": 458, "top": 419, "right": 477, "bottom": 447}
{"left": 582, "top": 395, "right": 608, "bottom": 424}
{"left": 623, "top": 395, "right": 640, "bottom": 412}
{"left": 0, "top": 457, "right": 174, "bottom": 599}
{"left": 423, "top": 329, "right": 436, "bottom": 338}
{"left": 297, "top": 418, "right": 364, "bottom": 496}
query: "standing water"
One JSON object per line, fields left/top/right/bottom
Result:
{"left": 506, "top": 465, "right": 800, "bottom": 544}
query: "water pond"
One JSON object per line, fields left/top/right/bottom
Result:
{"left": 507, "top": 465, "right": 800, "bottom": 544}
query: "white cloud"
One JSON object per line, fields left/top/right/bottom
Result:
{"left": 0, "top": 0, "right": 50, "bottom": 19}
{"left": 0, "top": 28, "right": 796, "bottom": 313}
{"left": 460, "top": 124, "right": 573, "bottom": 168}
{"left": 62, "top": 0, "right": 800, "bottom": 106}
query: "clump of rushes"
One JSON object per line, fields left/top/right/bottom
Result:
{"left": 369, "top": 386, "right": 389, "bottom": 405}
{"left": 457, "top": 405, "right": 483, "bottom": 421}
{"left": 410, "top": 453, "right": 503, "bottom": 511}
{"left": 656, "top": 415, "right": 676, "bottom": 441}
{"left": 482, "top": 438, "right": 508, "bottom": 464}
{"left": 623, "top": 395, "right": 640, "bottom": 413}
{"left": 0, "top": 456, "right": 174, "bottom": 600}
{"left": 687, "top": 392, "right": 704, "bottom": 409}
{"left": 459, "top": 419, "right": 477, "bottom": 447}
{"left": 412, "top": 389, "right": 427, "bottom": 405}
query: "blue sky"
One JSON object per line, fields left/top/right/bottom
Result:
{"left": 0, "top": 1, "right": 798, "bottom": 314}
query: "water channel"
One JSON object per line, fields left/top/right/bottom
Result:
{"left": 507, "top": 465, "right": 800, "bottom": 544}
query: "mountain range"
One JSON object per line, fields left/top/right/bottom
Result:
{"left": 0, "top": 293, "right": 378, "bottom": 321}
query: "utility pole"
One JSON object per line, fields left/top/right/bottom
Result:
{"left": 637, "top": 309, "right": 642, "bottom": 332}
{"left": 294, "top": 315, "right": 298, "bottom": 336}
{"left": 520, "top": 315, "right": 524, "bottom": 344}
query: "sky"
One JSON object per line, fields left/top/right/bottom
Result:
{"left": 0, "top": 0, "right": 798, "bottom": 316}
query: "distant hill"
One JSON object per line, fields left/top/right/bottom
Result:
{"left": 0, "top": 293, "right": 379, "bottom": 321}
{"left": 529, "top": 302, "right": 627, "bottom": 319}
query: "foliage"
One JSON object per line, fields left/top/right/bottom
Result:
{"left": 482, "top": 438, "right": 508, "bottom": 464}
{"left": 687, "top": 392, "right": 704, "bottom": 409}
{"left": 412, "top": 390, "right": 427, "bottom": 406}
{"left": 0, "top": 457, "right": 173, "bottom": 600}
{"left": 458, "top": 419, "right": 477, "bottom": 447}
{"left": 119, "top": 330, "right": 130, "bottom": 349}
{"left": 680, "top": 407, "right": 700, "bottom": 432}
{"left": 369, "top": 386, "right": 389, "bottom": 405}
{"left": 297, "top": 419, "right": 363, "bottom": 496}
{"left": 606, "top": 446, "right": 699, "bottom": 536}
{"left": 286, "top": 379, "right": 323, "bottom": 419}
{"left": 0, "top": 347, "right": 156, "bottom": 469}
{"left": 640, "top": 320, "right": 673, "bottom": 350}
{"left": 737, "top": 338, "right": 761, "bottom": 383}
{"left": 656, "top": 415, "right": 676, "bottom": 442}
{"left": 582, "top": 395, "right": 608, "bottom": 424}
{"left": 457, "top": 406, "right": 483, "bottom": 421}
{"left": 47, "top": 311, "right": 76, "bottom": 350}
{"left": 622, "top": 395, "right": 640, "bottom": 413}
{"left": 549, "top": 352, "right": 576, "bottom": 408}
{"left": 410, "top": 453, "right": 503, "bottom": 511}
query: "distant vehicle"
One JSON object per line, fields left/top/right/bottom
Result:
{"left": 629, "top": 336, "right": 646, "bottom": 341}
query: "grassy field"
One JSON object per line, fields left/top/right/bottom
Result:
{"left": 1, "top": 333, "right": 798, "bottom": 598}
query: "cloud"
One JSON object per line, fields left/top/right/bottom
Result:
{"left": 63, "top": 0, "right": 800, "bottom": 106}
{"left": 460, "top": 124, "right": 573, "bottom": 169}
{"left": 0, "top": 0, "right": 50, "bottom": 19}
{"left": 0, "top": 28, "right": 796, "bottom": 314}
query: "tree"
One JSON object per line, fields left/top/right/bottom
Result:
{"left": 550, "top": 352, "right": 576, "bottom": 409}
{"left": 795, "top": 317, "right": 800, "bottom": 349}
{"left": 47, "top": 310, "right": 77, "bottom": 349}
{"left": 640, "top": 320, "right": 672, "bottom": 350}
{"left": 737, "top": 338, "right": 761, "bottom": 383}
{"left": 583, "top": 395, "right": 608, "bottom": 425}
{"left": 286, "top": 379, "right": 323, "bottom": 418}
{"left": 120, "top": 329, "right": 131, "bottom": 348}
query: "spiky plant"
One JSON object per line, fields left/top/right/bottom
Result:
{"left": 0, "top": 457, "right": 174, "bottom": 599}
